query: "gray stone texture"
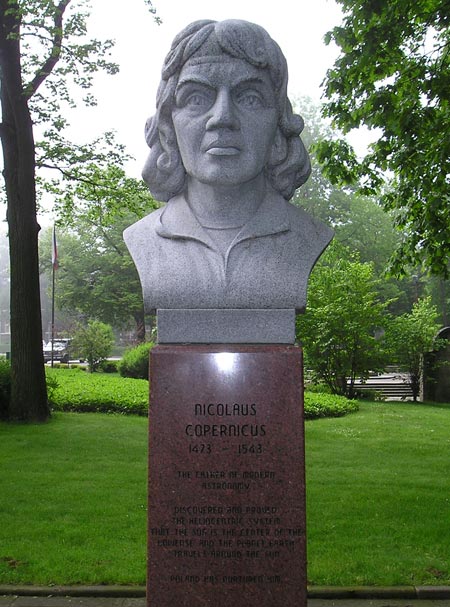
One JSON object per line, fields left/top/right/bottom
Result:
{"left": 156, "top": 308, "right": 296, "bottom": 343}
{"left": 124, "top": 194, "right": 332, "bottom": 315}
{"left": 123, "top": 19, "right": 333, "bottom": 341}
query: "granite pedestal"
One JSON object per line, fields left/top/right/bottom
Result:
{"left": 148, "top": 345, "right": 306, "bottom": 607}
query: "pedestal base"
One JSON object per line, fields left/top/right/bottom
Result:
{"left": 148, "top": 345, "right": 306, "bottom": 607}
{"left": 157, "top": 309, "right": 296, "bottom": 343}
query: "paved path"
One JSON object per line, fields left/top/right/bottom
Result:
{"left": 2, "top": 598, "right": 450, "bottom": 607}
{"left": 2, "top": 587, "right": 450, "bottom": 607}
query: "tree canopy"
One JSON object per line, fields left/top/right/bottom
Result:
{"left": 297, "top": 242, "right": 389, "bottom": 397}
{"left": 317, "top": 0, "right": 450, "bottom": 276}
{"left": 293, "top": 97, "right": 400, "bottom": 273}
{"left": 39, "top": 167, "right": 159, "bottom": 343}
{"left": 386, "top": 297, "right": 442, "bottom": 401}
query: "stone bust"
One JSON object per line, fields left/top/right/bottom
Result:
{"left": 124, "top": 19, "right": 333, "bottom": 315}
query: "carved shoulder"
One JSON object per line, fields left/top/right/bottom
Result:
{"left": 286, "top": 203, "right": 334, "bottom": 256}
{"left": 123, "top": 209, "right": 163, "bottom": 261}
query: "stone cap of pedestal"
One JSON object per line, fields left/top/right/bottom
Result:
{"left": 156, "top": 309, "right": 296, "bottom": 344}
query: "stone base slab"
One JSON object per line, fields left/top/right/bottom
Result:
{"left": 156, "top": 309, "right": 296, "bottom": 344}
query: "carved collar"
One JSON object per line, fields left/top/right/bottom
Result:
{"left": 155, "top": 188, "right": 291, "bottom": 251}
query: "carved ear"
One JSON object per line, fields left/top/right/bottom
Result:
{"left": 267, "top": 127, "right": 287, "bottom": 167}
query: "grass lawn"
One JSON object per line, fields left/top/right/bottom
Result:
{"left": 306, "top": 401, "right": 450, "bottom": 586}
{"left": 0, "top": 413, "right": 148, "bottom": 585}
{"left": 0, "top": 402, "right": 449, "bottom": 586}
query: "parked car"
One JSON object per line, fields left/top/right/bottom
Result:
{"left": 43, "top": 338, "right": 71, "bottom": 363}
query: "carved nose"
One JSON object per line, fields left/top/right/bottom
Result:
{"left": 206, "top": 88, "right": 240, "bottom": 130}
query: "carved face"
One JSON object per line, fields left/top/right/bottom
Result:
{"left": 171, "top": 58, "right": 278, "bottom": 188}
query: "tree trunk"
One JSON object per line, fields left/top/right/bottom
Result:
{"left": 0, "top": 5, "right": 49, "bottom": 421}
{"left": 134, "top": 310, "right": 146, "bottom": 343}
{"left": 337, "top": 374, "right": 348, "bottom": 397}
{"left": 410, "top": 373, "right": 420, "bottom": 402}
{"left": 439, "top": 278, "right": 448, "bottom": 326}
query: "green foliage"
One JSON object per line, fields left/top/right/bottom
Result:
{"left": 100, "top": 360, "right": 118, "bottom": 374}
{"left": 18, "top": 2, "right": 159, "bottom": 195}
{"left": 293, "top": 97, "right": 357, "bottom": 228}
{"left": 39, "top": 208, "right": 155, "bottom": 341}
{"left": 293, "top": 96, "right": 449, "bottom": 322}
{"left": 4, "top": 0, "right": 150, "bottom": 202}
{"left": 305, "top": 381, "right": 333, "bottom": 394}
{"left": 45, "top": 373, "right": 60, "bottom": 403}
{"left": 297, "top": 242, "right": 389, "bottom": 397}
{"left": 304, "top": 391, "right": 359, "bottom": 419}
{"left": 48, "top": 164, "right": 159, "bottom": 228}
{"left": 319, "top": 0, "right": 450, "bottom": 276}
{"left": 334, "top": 197, "right": 399, "bottom": 272}
{"left": 0, "top": 359, "right": 11, "bottom": 420}
{"left": 292, "top": 97, "right": 400, "bottom": 275}
{"left": 39, "top": 167, "right": 159, "bottom": 342}
{"left": 118, "top": 342, "right": 154, "bottom": 380}
{"left": 47, "top": 369, "right": 148, "bottom": 415}
{"left": 386, "top": 297, "right": 442, "bottom": 400}
{"left": 424, "top": 274, "right": 450, "bottom": 326}
{"left": 355, "top": 388, "right": 386, "bottom": 402}
{"left": 71, "top": 321, "right": 114, "bottom": 372}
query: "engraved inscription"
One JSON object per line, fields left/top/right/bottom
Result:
{"left": 152, "top": 501, "right": 301, "bottom": 573}
{"left": 150, "top": 398, "right": 304, "bottom": 581}
{"left": 185, "top": 402, "right": 266, "bottom": 446}
{"left": 148, "top": 346, "right": 306, "bottom": 606}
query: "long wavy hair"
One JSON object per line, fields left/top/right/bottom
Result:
{"left": 142, "top": 19, "right": 311, "bottom": 201}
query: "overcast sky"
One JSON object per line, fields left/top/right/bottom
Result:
{"left": 68, "top": 0, "right": 345, "bottom": 180}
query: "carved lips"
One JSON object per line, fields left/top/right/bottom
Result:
{"left": 205, "top": 141, "right": 241, "bottom": 156}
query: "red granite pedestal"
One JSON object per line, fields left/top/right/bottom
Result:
{"left": 148, "top": 345, "right": 306, "bottom": 607}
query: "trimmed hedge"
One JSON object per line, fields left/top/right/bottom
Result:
{"left": 118, "top": 342, "right": 154, "bottom": 380}
{"left": 47, "top": 369, "right": 148, "bottom": 415}
{"left": 47, "top": 368, "right": 358, "bottom": 420}
{"left": 304, "top": 391, "right": 359, "bottom": 419}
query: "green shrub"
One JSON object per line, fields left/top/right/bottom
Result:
{"left": 304, "top": 391, "right": 359, "bottom": 419}
{"left": 49, "top": 363, "right": 85, "bottom": 370}
{"left": 47, "top": 369, "right": 148, "bottom": 415}
{"left": 49, "top": 362, "right": 72, "bottom": 370}
{"left": 45, "top": 374, "right": 60, "bottom": 403}
{"left": 118, "top": 342, "right": 154, "bottom": 380}
{"left": 72, "top": 321, "right": 114, "bottom": 372}
{"left": 305, "top": 381, "right": 333, "bottom": 394}
{"left": 100, "top": 360, "right": 118, "bottom": 373}
{"left": 0, "top": 359, "right": 11, "bottom": 420}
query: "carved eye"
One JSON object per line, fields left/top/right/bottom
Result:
{"left": 176, "top": 85, "right": 215, "bottom": 111}
{"left": 236, "top": 90, "right": 264, "bottom": 110}
{"left": 185, "top": 92, "right": 212, "bottom": 107}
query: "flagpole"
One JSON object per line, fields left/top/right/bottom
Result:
{"left": 51, "top": 261, "right": 55, "bottom": 368}
{"left": 51, "top": 226, "right": 58, "bottom": 368}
